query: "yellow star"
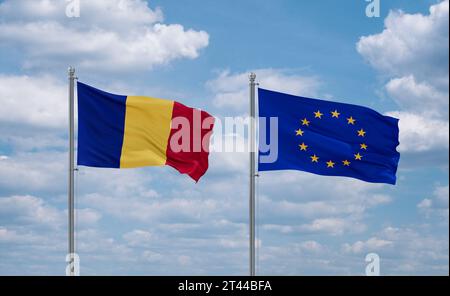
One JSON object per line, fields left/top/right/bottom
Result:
{"left": 326, "top": 160, "right": 335, "bottom": 168}
{"left": 301, "top": 118, "right": 310, "bottom": 126}
{"left": 360, "top": 143, "right": 368, "bottom": 150}
{"left": 314, "top": 110, "right": 323, "bottom": 119}
{"left": 331, "top": 110, "right": 340, "bottom": 118}
{"left": 357, "top": 129, "right": 366, "bottom": 137}
{"left": 310, "top": 154, "right": 319, "bottom": 163}
{"left": 347, "top": 116, "right": 356, "bottom": 125}
{"left": 299, "top": 143, "right": 308, "bottom": 151}
{"left": 295, "top": 129, "right": 304, "bottom": 136}
{"left": 354, "top": 153, "right": 363, "bottom": 160}
{"left": 342, "top": 160, "right": 351, "bottom": 166}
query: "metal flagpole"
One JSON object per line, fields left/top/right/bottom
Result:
{"left": 249, "top": 73, "right": 256, "bottom": 276}
{"left": 68, "top": 67, "right": 76, "bottom": 276}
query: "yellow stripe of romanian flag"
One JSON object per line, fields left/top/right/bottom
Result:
{"left": 120, "top": 96, "right": 174, "bottom": 168}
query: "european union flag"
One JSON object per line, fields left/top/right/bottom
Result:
{"left": 258, "top": 88, "right": 400, "bottom": 185}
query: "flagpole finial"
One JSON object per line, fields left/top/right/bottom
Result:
{"left": 249, "top": 72, "right": 256, "bottom": 82}
{"left": 68, "top": 66, "right": 75, "bottom": 77}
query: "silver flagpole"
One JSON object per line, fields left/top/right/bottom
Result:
{"left": 68, "top": 67, "right": 76, "bottom": 276}
{"left": 249, "top": 73, "right": 256, "bottom": 276}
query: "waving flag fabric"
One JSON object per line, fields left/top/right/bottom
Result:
{"left": 77, "top": 82, "right": 214, "bottom": 182}
{"left": 258, "top": 88, "right": 400, "bottom": 185}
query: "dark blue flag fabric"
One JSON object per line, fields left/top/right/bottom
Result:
{"left": 258, "top": 88, "right": 400, "bottom": 185}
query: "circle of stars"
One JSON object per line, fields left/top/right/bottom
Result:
{"left": 295, "top": 109, "right": 368, "bottom": 169}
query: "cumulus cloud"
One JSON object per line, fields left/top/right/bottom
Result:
{"left": 357, "top": 0, "right": 449, "bottom": 154}
{"left": 76, "top": 229, "right": 133, "bottom": 261}
{"left": 0, "top": 0, "right": 209, "bottom": 71}
{"left": 0, "top": 194, "right": 101, "bottom": 229}
{"left": 299, "top": 218, "right": 366, "bottom": 236}
{"left": 357, "top": 0, "right": 449, "bottom": 79}
{"left": 418, "top": 185, "right": 449, "bottom": 220}
{"left": 207, "top": 69, "right": 321, "bottom": 112}
{"left": 0, "top": 75, "right": 67, "bottom": 129}
{"left": 81, "top": 193, "right": 233, "bottom": 223}
{"left": 341, "top": 226, "right": 448, "bottom": 274}
{"left": 0, "top": 0, "right": 163, "bottom": 28}
{"left": 298, "top": 240, "right": 323, "bottom": 253}
{"left": 0, "top": 195, "right": 63, "bottom": 227}
{"left": 379, "top": 226, "right": 448, "bottom": 274}
{"left": 0, "top": 227, "right": 40, "bottom": 244}
{"left": 263, "top": 218, "right": 366, "bottom": 236}
{"left": 0, "top": 75, "right": 72, "bottom": 156}
{"left": 123, "top": 229, "right": 153, "bottom": 247}
{"left": 72, "top": 147, "right": 393, "bottom": 239}
{"left": 434, "top": 185, "right": 450, "bottom": 208}
{"left": 0, "top": 152, "right": 66, "bottom": 194}
{"left": 386, "top": 75, "right": 448, "bottom": 118}
{"left": 342, "top": 237, "right": 393, "bottom": 254}
{"left": 386, "top": 111, "right": 449, "bottom": 152}
{"left": 76, "top": 208, "right": 102, "bottom": 226}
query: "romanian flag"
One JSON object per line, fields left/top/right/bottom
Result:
{"left": 77, "top": 82, "right": 215, "bottom": 182}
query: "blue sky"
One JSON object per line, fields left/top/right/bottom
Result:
{"left": 0, "top": 0, "right": 448, "bottom": 275}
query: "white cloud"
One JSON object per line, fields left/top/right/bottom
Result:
{"left": 0, "top": 0, "right": 209, "bottom": 71}
{"left": 0, "top": 0, "right": 163, "bottom": 29}
{"left": 0, "top": 194, "right": 101, "bottom": 228}
{"left": 263, "top": 219, "right": 366, "bottom": 236}
{"left": 0, "top": 152, "right": 66, "bottom": 193}
{"left": 0, "top": 75, "right": 72, "bottom": 153}
{"left": 81, "top": 193, "right": 226, "bottom": 223}
{"left": 386, "top": 111, "right": 449, "bottom": 152}
{"left": 380, "top": 226, "right": 448, "bottom": 273}
{"left": 254, "top": 172, "right": 393, "bottom": 238}
{"left": 218, "top": 237, "right": 248, "bottom": 249}
{"left": 357, "top": 0, "right": 449, "bottom": 154}
{"left": 142, "top": 250, "right": 163, "bottom": 263}
{"left": 262, "top": 224, "right": 295, "bottom": 234}
{"left": 73, "top": 148, "right": 394, "bottom": 238}
{"left": 0, "top": 75, "right": 66, "bottom": 128}
{"left": 76, "top": 229, "right": 133, "bottom": 260}
{"left": 434, "top": 185, "right": 449, "bottom": 208}
{"left": 207, "top": 69, "right": 320, "bottom": 112}
{"left": 418, "top": 185, "right": 449, "bottom": 220}
{"left": 0, "top": 227, "right": 39, "bottom": 243}
{"left": 123, "top": 229, "right": 153, "bottom": 247}
{"left": 366, "top": 194, "right": 392, "bottom": 207}
{"left": 386, "top": 75, "right": 448, "bottom": 118}
{"left": 298, "top": 240, "right": 323, "bottom": 252}
{"left": 340, "top": 226, "right": 448, "bottom": 274}
{"left": 76, "top": 208, "right": 102, "bottom": 226}
{"left": 299, "top": 218, "right": 366, "bottom": 236}
{"left": 343, "top": 237, "right": 393, "bottom": 254}
{"left": 357, "top": 0, "right": 449, "bottom": 79}
{"left": 0, "top": 195, "right": 63, "bottom": 227}
{"left": 417, "top": 198, "right": 433, "bottom": 210}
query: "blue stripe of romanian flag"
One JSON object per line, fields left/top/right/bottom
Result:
{"left": 77, "top": 82, "right": 127, "bottom": 168}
